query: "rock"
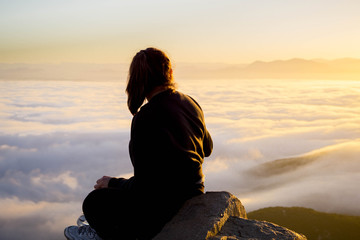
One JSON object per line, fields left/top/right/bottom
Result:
{"left": 153, "top": 191, "right": 246, "bottom": 240}
{"left": 153, "top": 191, "right": 306, "bottom": 240}
{"left": 209, "top": 216, "right": 307, "bottom": 240}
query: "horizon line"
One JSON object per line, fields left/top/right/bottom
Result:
{"left": 1, "top": 57, "right": 360, "bottom": 66}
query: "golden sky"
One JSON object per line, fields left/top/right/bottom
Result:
{"left": 1, "top": 0, "right": 360, "bottom": 64}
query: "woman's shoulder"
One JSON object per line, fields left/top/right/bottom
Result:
{"left": 138, "top": 89, "right": 202, "bottom": 116}
{"left": 174, "top": 91, "right": 202, "bottom": 110}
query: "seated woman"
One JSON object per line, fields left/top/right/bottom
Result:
{"left": 65, "top": 47, "right": 213, "bottom": 240}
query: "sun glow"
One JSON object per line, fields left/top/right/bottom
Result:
{"left": 1, "top": 1, "right": 360, "bottom": 64}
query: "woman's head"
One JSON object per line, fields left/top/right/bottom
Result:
{"left": 126, "top": 47, "right": 175, "bottom": 115}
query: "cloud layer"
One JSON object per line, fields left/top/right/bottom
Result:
{"left": 1, "top": 78, "right": 360, "bottom": 239}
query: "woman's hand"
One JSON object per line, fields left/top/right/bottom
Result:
{"left": 94, "top": 176, "right": 112, "bottom": 189}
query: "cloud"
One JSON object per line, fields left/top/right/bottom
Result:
{"left": 0, "top": 197, "right": 81, "bottom": 240}
{"left": 180, "top": 78, "right": 360, "bottom": 216}
{"left": 204, "top": 140, "right": 360, "bottom": 215}
{"left": 0, "top": 131, "right": 134, "bottom": 239}
{"left": 0, "top": 132, "right": 133, "bottom": 202}
{"left": 31, "top": 171, "right": 78, "bottom": 190}
{"left": 1, "top": 78, "right": 360, "bottom": 239}
{"left": 0, "top": 80, "right": 131, "bottom": 135}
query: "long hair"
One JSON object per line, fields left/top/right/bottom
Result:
{"left": 126, "top": 47, "right": 175, "bottom": 115}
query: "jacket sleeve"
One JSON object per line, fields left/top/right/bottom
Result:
{"left": 108, "top": 176, "right": 136, "bottom": 191}
{"left": 188, "top": 94, "right": 213, "bottom": 158}
{"left": 107, "top": 112, "right": 145, "bottom": 191}
{"left": 203, "top": 129, "right": 213, "bottom": 157}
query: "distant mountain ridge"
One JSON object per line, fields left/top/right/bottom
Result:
{"left": 248, "top": 207, "right": 360, "bottom": 240}
{"left": 1, "top": 58, "right": 360, "bottom": 80}
{"left": 243, "top": 58, "right": 360, "bottom": 79}
{"left": 175, "top": 58, "right": 360, "bottom": 79}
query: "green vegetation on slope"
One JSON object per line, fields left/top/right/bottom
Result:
{"left": 247, "top": 207, "right": 360, "bottom": 240}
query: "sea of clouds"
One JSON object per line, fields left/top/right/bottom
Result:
{"left": 0, "top": 78, "right": 360, "bottom": 239}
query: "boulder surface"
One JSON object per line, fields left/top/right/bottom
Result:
{"left": 154, "top": 191, "right": 307, "bottom": 240}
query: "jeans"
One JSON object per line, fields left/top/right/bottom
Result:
{"left": 83, "top": 187, "right": 203, "bottom": 240}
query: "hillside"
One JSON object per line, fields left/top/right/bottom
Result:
{"left": 247, "top": 207, "right": 360, "bottom": 240}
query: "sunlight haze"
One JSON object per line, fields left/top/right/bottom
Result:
{"left": 1, "top": 0, "right": 360, "bottom": 64}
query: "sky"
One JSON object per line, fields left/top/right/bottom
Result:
{"left": 1, "top": 0, "right": 360, "bottom": 64}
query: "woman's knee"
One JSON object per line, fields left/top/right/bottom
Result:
{"left": 82, "top": 188, "right": 109, "bottom": 215}
{"left": 83, "top": 188, "right": 132, "bottom": 215}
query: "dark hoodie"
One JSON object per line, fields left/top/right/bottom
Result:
{"left": 108, "top": 89, "right": 212, "bottom": 238}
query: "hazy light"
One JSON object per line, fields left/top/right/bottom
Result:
{"left": 1, "top": 1, "right": 360, "bottom": 63}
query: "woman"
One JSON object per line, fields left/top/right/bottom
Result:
{"left": 65, "top": 47, "right": 213, "bottom": 240}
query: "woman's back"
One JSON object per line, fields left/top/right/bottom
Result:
{"left": 130, "top": 89, "right": 212, "bottom": 195}
{"left": 130, "top": 89, "right": 212, "bottom": 239}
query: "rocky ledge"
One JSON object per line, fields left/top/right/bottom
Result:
{"left": 153, "top": 192, "right": 307, "bottom": 240}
